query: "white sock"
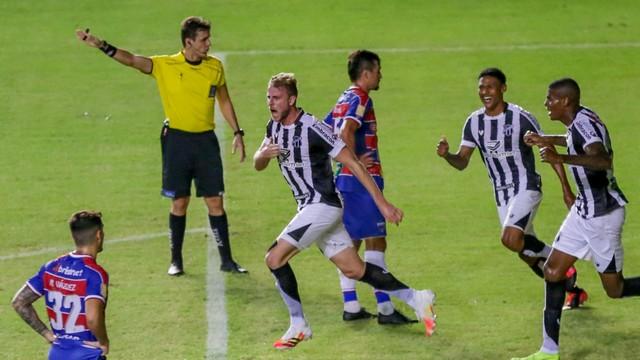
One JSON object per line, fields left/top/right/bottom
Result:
{"left": 338, "top": 268, "right": 360, "bottom": 312}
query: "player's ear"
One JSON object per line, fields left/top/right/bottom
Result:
{"left": 288, "top": 95, "right": 297, "bottom": 106}
{"left": 502, "top": 83, "right": 507, "bottom": 93}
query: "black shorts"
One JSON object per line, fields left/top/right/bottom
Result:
{"left": 160, "top": 126, "right": 224, "bottom": 198}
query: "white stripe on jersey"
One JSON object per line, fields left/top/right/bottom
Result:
{"left": 461, "top": 103, "right": 541, "bottom": 206}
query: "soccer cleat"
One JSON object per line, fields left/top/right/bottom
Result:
{"left": 167, "top": 263, "right": 184, "bottom": 276}
{"left": 378, "top": 309, "right": 418, "bottom": 325}
{"left": 342, "top": 308, "right": 375, "bottom": 321}
{"left": 413, "top": 289, "right": 436, "bottom": 336}
{"left": 220, "top": 260, "right": 248, "bottom": 274}
{"left": 273, "top": 324, "right": 312, "bottom": 350}
{"left": 511, "top": 350, "right": 559, "bottom": 360}
{"left": 563, "top": 288, "right": 588, "bottom": 310}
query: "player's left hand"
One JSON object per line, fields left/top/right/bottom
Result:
{"left": 75, "top": 28, "right": 102, "bottom": 48}
{"left": 83, "top": 340, "right": 109, "bottom": 356}
{"left": 380, "top": 202, "right": 403, "bottom": 225}
{"left": 42, "top": 330, "right": 56, "bottom": 343}
{"left": 232, "top": 135, "right": 246, "bottom": 162}
{"left": 540, "top": 146, "right": 562, "bottom": 164}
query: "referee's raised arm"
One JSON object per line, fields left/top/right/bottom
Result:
{"left": 75, "top": 28, "right": 152, "bottom": 74}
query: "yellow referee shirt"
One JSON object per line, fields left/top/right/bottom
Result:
{"left": 150, "top": 52, "right": 226, "bottom": 132}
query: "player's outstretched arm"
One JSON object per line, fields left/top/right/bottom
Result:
{"left": 541, "top": 142, "right": 612, "bottom": 171}
{"left": 524, "top": 131, "right": 567, "bottom": 147}
{"left": 334, "top": 147, "right": 403, "bottom": 224}
{"left": 75, "top": 28, "right": 152, "bottom": 74}
{"left": 217, "top": 84, "right": 246, "bottom": 162}
{"left": 11, "top": 285, "right": 56, "bottom": 343}
{"left": 84, "top": 298, "right": 109, "bottom": 356}
{"left": 436, "top": 136, "right": 473, "bottom": 170}
{"left": 253, "top": 138, "right": 279, "bottom": 171}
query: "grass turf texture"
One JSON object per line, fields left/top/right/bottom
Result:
{"left": 1, "top": 1, "right": 640, "bottom": 359}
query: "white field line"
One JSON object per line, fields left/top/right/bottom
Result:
{"left": 0, "top": 228, "right": 208, "bottom": 261}
{"left": 206, "top": 53, "right": 228, "bottom": 360}
{"left": 218, "top": 41, "right": 640, "bottom": 57}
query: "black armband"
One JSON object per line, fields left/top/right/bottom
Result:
{"left": 233, "top": 128, "right": 245, "bottom": 136}
{"left": 99, "top": 40, "right": 117, "bottom": 57}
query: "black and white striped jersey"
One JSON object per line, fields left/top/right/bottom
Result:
{"left": 566, "top": 106, "right": 627, "bottom": 219}
{"left": 263, "top": 109, "right": 346, "bottom": 211}
{"left": 461, "top": 103, "right": 542, "bottom": 206}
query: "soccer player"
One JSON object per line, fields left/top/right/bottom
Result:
{"left": 75, "top": 16, "right": 247, "bottom": 276}
{"left": 436, "top": 68, "right": 587, "bottom": 308}
{"left": 512, "top": 78, "right": 640, "bottom": 360}
{"left": 254, "top": 73, "right": 436, "bottom": 349}
{"left": 324, "top": 50, "right": 414, "bottom": 324}
{"left": 12, "top": 211, "right": 109, "bottom": 360}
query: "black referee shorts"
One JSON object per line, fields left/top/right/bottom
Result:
{"left": 160, "top": 127, "right": 224, "bottom": 198}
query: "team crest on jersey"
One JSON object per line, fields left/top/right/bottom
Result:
{"left": 503, "top": 124, "right": 513, "bottom": 136}
{"left": 292, "top": 135, "right": 302, "bottom": 148}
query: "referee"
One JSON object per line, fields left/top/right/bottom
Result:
{"left": 76, "top": 16, "right": 247, "bottom": 275}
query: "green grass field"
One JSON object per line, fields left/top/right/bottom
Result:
{"left": 2, "top": 1, "right": 640, "bottom": 359}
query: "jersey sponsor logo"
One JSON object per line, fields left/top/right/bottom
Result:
{"left": 576, "top": 120, "right": 597, "bottom": 139}
{"left": 53, "top": 265, "right": 83, "bottom": 277}
{"left": 278, "top": 148, "right": 291, "bottom": 162}
{"left": 311, "top": 122, "right": 337, "bottom": 144}
{"left": 486, "top": 140, "right": 514, "bottom": 159}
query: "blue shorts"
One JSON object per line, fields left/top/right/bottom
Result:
{"left": 49, "top": 342, "right": 105, "bottom": 360}
{"left": 341, "top": 190, "right": 387, "bottom": 240}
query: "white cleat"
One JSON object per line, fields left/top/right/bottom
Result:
{"left": 167, "top": 263, "right": 184, "bottom": 276}
{"left": 413, "top": 289, "right": 436, "bottom": 336}
{"left": 273, "top": 323, "right": 313, "bottom": 350}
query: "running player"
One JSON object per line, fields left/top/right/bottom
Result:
{"left": 254, "top": 73, "right": 436, "bottom": 349}
{"left": 12, "top": 211, "right": 109, "bottom": 360}
{"left": 437, "top": 68, "right": 587, "bottom": 308}
{"left": 512, "top": 78, "right": 640, "bottom": 360}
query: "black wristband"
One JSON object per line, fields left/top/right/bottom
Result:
{"left": 99, "top": 41, "right": 117, "bottom": 57}
{"left": 233, "top": 128, "right": 245, "bottom": 136}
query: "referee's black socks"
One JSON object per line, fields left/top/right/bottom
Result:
{"left": 209, "top": 213, "right": 233, "bottom": 264}
{"left": 169, "top": 213, "right": 186, "bottom": 268}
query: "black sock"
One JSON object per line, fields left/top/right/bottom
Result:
{"left": 523, "top": 234, "right": 547, "bottom": 254}
{"left": 622, "top": 277, "right": 640, "bottom": 297}
{"left": 209, "top": 213, "right": 232, "bottom": 263}
{"left": 359, "top": 262, "right": 409, "bottom": 291}
{"left": 542, "top": 280, "right": 565, "bottom": 352}
{"left": 169, "top": 213, "right": 186, "bottom": 267}
{"left": 271, "top": 263, "right": 301, "bottom": 302}
{"left": 529, "top": 258, "right": 545, "bottom": 279}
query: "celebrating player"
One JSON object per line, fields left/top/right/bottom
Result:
{"left": 12, "top": 211, "right": 109, "bottom": 360}
{"left": 75, "top": 16, "right": 247, "bottom": 275}
{"left": 436, "top": 68, "right": 587, "bottom": 307}
{"left": 254, "top": 73, "right": 436, "bottom": 349}
{"left": 512, "top": 78, "right": 640, "bottom": 360}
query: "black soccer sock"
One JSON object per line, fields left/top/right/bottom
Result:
{"left": 209, "top": 213, "right": 232, "bottom": 264}
{"left": 359, "top": 262, "right": 409, "bottom": 291}
{"left": 542, "top": 280, "right": 565, "bottom": 353}
{"left": 529, "top": 258, "right": 545, "bottom": 279}
{"left": 621, "top": 277, "right": 640, "bottom": 297}
{"left": 271, "top": 263, "right": 304, "bottom": 319}
{"left": 522, "top": 234, "right": 551, "bottom": 258}
{"left": 169, "top": 213, "right": 186, "bottom": 267}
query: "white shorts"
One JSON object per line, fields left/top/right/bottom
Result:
{"left": 277, "top": 202, "right": 353, "bottom": 259}
{"left": 497, "top": 190, "right": 542, "bottom": 235}
{"left": 552, "top": 206, "right": 625, "bottom": 273}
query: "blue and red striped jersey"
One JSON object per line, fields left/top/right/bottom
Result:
{"left": 324, "top": 85, "right": 384, "bottom": 192}
{"left": 26, "top": 252, "right": 108, "bottom": 344}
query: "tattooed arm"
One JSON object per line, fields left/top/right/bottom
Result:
{"left": 11, "top": 284, "right": 56, "bottom": 343}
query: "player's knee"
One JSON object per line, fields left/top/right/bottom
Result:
{"left": 543, "top": 265, "right": 565, "bottom": 282}
{"left": 501, "top": 234, "right": 521, "bottom": 253}
{"left": 171, "top": 197, "right": 189, "bottom": 215}
{"left": 265, "top": 252, "right": 284, "bottom": 270}
{"left": 603, "top": 284, "right": 624, "bottom": 299}
{"left": 340, "top": 264, "right": 364, "bottom": 280}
